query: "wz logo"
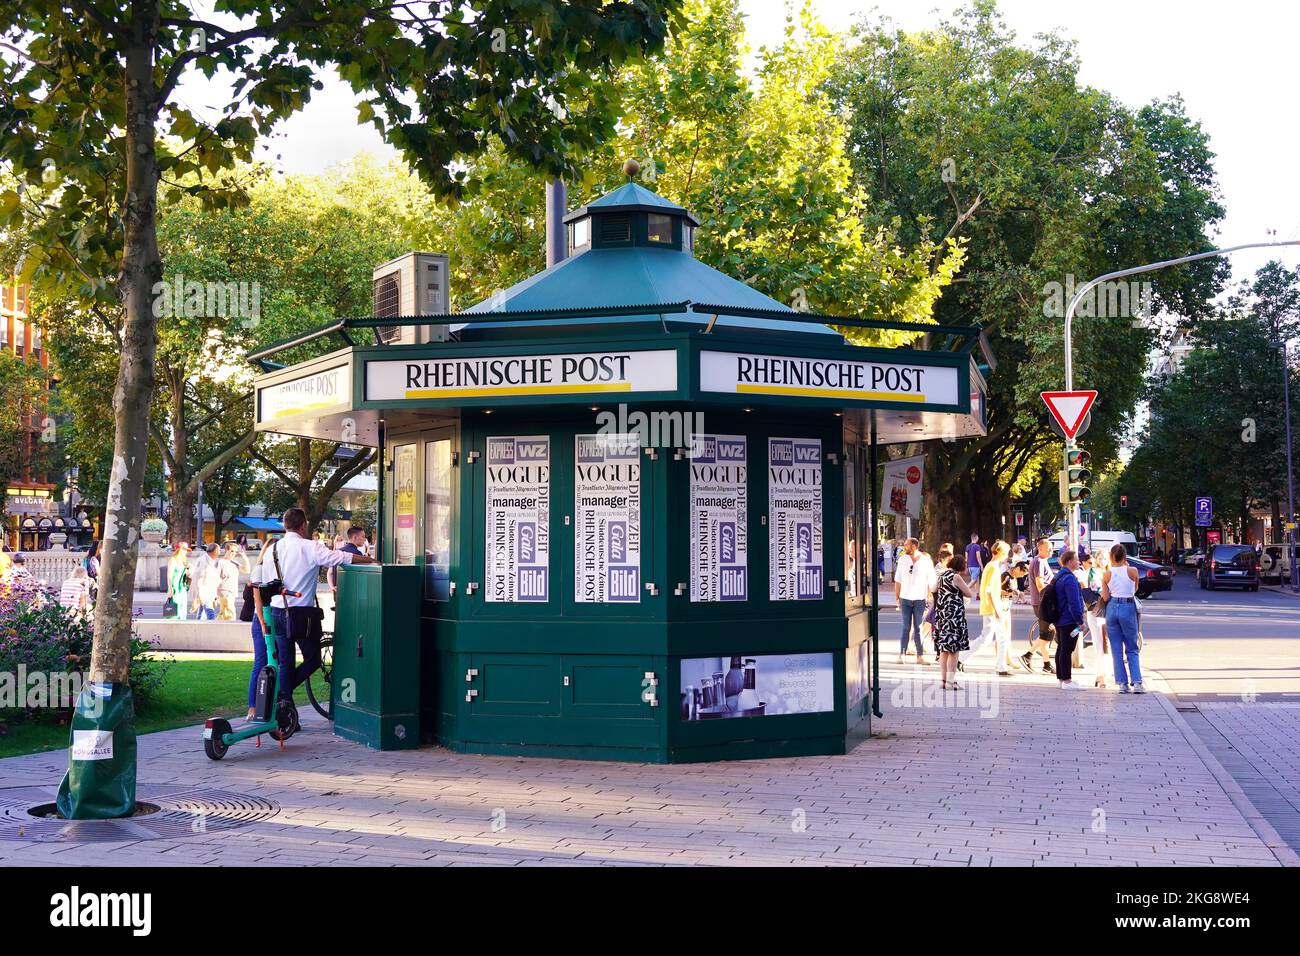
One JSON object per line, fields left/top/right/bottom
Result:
{"left": 50, "top": 886, "right": 151, "bottom": 936}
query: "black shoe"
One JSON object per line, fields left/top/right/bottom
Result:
{"left": 1042, "top": 661, "right": 1055, "bottom": 674}
{"left": 1019, "top": 652, "right": 1034, "bottom": 673}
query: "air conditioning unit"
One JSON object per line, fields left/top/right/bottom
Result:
{"left": 371, "top": 252, "right": 451, "bottom": 344}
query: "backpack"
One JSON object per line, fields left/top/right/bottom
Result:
{"left": 1039, "top": 574, "right": 1061, "bottom": 624}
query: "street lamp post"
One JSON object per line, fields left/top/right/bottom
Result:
{"left": 1063, "top": 240, "right": 1300, "bottom": 555}
{"left": 1278, "top": 339, "right": 1298, "bottom": 592}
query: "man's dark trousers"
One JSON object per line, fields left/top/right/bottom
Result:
{"left": 271, "top": 606, "right": 321, "bottom": 703}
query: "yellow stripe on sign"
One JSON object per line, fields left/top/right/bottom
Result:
{"left": 735, "top": 383, "right": 928, "bottom": 403}
{"left": 404, "top": 382, "right": 634, "bottom": 399}
{"left": 269, "top": 401, "right": 342, "bottom": 419}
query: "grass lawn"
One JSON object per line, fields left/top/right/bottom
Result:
{"left": 0, "top": 657, "right": 329, "bottom": 759}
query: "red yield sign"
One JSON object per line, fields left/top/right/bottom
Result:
{"left": 1042, "top": 390, "right": 1097, "bottom": 440}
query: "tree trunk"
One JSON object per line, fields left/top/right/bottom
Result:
{"left": 91, "top": 15, "right": 162, "bottom": 685}
{"left": 170, "top": 484, "right": 196, "bottom": 546}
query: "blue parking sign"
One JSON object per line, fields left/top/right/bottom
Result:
{"left": 1195, "top": 496, "right": 1213, "bottom": 527}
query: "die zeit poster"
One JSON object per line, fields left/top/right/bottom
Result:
{"left": 689, "top": 435, "right": 748, "bottom": 602}
{"left": 485, "top": 436, "right": 550, "bottom": 602}
{"left": 768, "top": 438, "right": 823, "bottom": 601}
{"left": 574, "top": 434, "right": 641, "bottom": 603}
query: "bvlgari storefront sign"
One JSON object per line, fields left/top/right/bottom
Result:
{"left": 699, "top": 350, "right": 960, "bottom": 407}
{"left": 5, "top": 494, "right": 55, "bottom": 515}
{"left": 258, "top": 364, "right": 351, "bottom": 422}
{"left": 366, "top": 349, "right": 677, "bottom": 402}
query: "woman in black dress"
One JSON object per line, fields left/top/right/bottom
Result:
{"left": 935, "top": 553, "right": 978, "bottom": 689}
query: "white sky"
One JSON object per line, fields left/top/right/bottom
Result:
{"left": 214, "top": 0, "right": 1300, "bottom": 287}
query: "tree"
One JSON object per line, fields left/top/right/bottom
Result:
{"left": 251, "top": 438, "right": 377, "bottom": 534}
{"left": 828, "top": 1, "right": 1227, "bottom": 544}
{"left": 1, "top": 0, "right": 682, "bottom": 701}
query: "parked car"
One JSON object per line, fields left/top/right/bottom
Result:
{"left": 1198, "top": 544, "right": 1260, "bottom": 591}
{"left": 1260, "top": 545, "right": 1295, "bottom": 583}
{"left": 1129, "top": 556, "right": 1173, "bottom": 598}
{"left": 1181, "top": 548, "right": 1206, "bottom": 568}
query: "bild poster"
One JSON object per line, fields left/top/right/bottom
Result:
{"left": 485, "top": 436, "right": 550, "bottom": 602}
{"left": 680, "top": 654, "right": 834, "bottom": 720}
{"left": 689, "top": 434, "right": 748, "bottom": 602}
{"left": 768, "top": 437, "right": 823, "bottom": 601}
{"left": 574, "top": 433, "right": 641, "bottom": 603}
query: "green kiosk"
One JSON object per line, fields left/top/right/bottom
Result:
{"left": 251, "top": 179, "right": 989, "bottom": 763}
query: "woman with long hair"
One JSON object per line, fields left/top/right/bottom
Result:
{"left": 1084, "top": 550, "right": 1111, "bottom": 688}
{"left": 1102, "top": 543, "right": 1144, "bottom": 693}
{"left": 166, "top": 542, "right": 191, "bottom": 620}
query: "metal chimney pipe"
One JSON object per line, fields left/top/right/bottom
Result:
{"left": 545, "top": 178, "right": 567, "bottom": 269}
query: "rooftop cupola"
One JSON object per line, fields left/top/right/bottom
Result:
{"left": 563, "top": 160, "right": 701, "bottom": 256}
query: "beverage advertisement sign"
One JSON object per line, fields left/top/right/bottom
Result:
{"left": 485, "top": 436, "right": 550, "bottom": 602}
{"left": 768, "top": 438, "right": 823, "bottom": 601}
{"left": 689, "top": 434, "right": 748, "bottom": 602}
{"left": 574, "top": 433, "right": 641, "bottom": 603}
{"left": 394, "top": 443, "right": 418, "bottom": 564}
{"left": 679, "top": 653, "right": 834, "bottom": 720}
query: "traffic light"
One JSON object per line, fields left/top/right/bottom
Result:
{"left": 1120, "top": 494, "right": 1128, "bottom": 509}
{"left": 1065, "top": 446, "right": 1092, "bottom": 504}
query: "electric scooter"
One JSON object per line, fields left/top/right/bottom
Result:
{"left": 203, "top": 604, "right": 301, "bottom": 760}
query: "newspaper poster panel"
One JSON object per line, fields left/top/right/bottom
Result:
{"left": 575, "top": 433, "right": 641, "bottom": 603}
{"left": 485, "top": 436, "right": 550, "bottom": 602}
{"left": 689, "top": 435, "right": 748, "bottom": 602}
{"left": 768, "top": 438, "right": 823, "bottom": 601}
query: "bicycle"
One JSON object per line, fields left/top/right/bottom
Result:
{"left": 303, "top": 629, "right": 334, "bottom": 720}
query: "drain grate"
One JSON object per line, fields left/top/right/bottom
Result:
{"left": 0, "top": 785, "right": 279, "bottom": 843}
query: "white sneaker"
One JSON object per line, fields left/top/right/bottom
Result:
{"left": 896, "top": 654, "right": 907, "bottom": 664}
{"left": 1132, "top": 683, "right": 1147, "bottom": 694}
{"left": 1119, "top": 684, "right": 1131, "bottom": 694}
{"left": 1060, "top": 681, "right": 1085, "bottom": 690}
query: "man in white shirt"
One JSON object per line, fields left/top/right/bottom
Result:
{"left": 894, "top": 537, "right": 936, "bottom": 665}
{"left": 251, "top": 507, "right": 374, "bottom": 706}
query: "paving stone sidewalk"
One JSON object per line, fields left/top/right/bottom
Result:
{"left": 0, "top": 659, "right": 1293, "bottom": 867}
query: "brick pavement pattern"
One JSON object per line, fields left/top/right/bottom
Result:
{"left": 0, "top": 663, "right": 1290, "bottom": 866}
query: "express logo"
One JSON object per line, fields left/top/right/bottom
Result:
{"left": 769, "top": 440, "right": 794, "bottom": 466}
{"left": 487, "top": 438, "right": 516, "bottom": 464}
{"left": 691, "top": 436, "right": 717, "bottom": 462}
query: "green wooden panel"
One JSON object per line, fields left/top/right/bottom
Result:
{"left": 563, "top": 655, "right": 654, "bottom": 719}
{"left": 469, "top": 653, "right": 562, "bottom": 716}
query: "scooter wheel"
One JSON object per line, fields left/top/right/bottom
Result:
{"left": 204, "top": 718, "right": 231, "bottom": 761}
{"left": 270, "top": 701, "right": 299, "bottom": 741}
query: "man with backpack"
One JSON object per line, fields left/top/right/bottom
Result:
{"left": 1052, "top": 550, "right": 1088, "bottom": 689}
{"left": 1020, "top": 537, "right": 1056, "bottom": 673}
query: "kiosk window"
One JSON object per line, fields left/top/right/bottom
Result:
{"left": 425, "top": 438, "right": 453, "bottom": 601}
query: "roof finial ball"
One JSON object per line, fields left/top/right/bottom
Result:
{"left": 622, "top": 157, "right": 641, "bottom": 180}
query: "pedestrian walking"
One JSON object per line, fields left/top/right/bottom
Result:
{"left": 964, "top": 532, "right": 983, "bottom": 583}
{"left": 961, "top": 540, "right": 1015, "bottom": 673}
{"left": 1020, "top": 537, "right": 1055, "bottom": 674}
{"left": 1081, "top": 551, "right": 1110, "bottom": 687}
{"left": 935, "top": 553, "right": 977, "bottom": 688}
{"left": 894, "top": 537, "right": 935, "bottom": 665}
{"left": 194, "top": 542, "right": 221, "bottom": 621}
{"left": 165, "top": 542, "right": 191, "bottom": 620}
{"left": 1053, "top": 549, "right": 1087, "bottom": 689}
{"left": 215, "top": 544, "right": 242, "bottom": 620}
{"left": 1102, "top": 543, "right": 1144, "bottom": 693}
{"left": 83, "top": 540, "right": 101, "bottom": 604}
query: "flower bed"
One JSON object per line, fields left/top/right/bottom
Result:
{"left": 0, "top": 576, "right": 170, "bottom": 728}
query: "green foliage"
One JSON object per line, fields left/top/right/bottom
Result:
{"left": 1125, "top": 262, "right": 1300, "bottom": 538}
{"left": 828, "top": 1, "right": 1227, "bottom": 537}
